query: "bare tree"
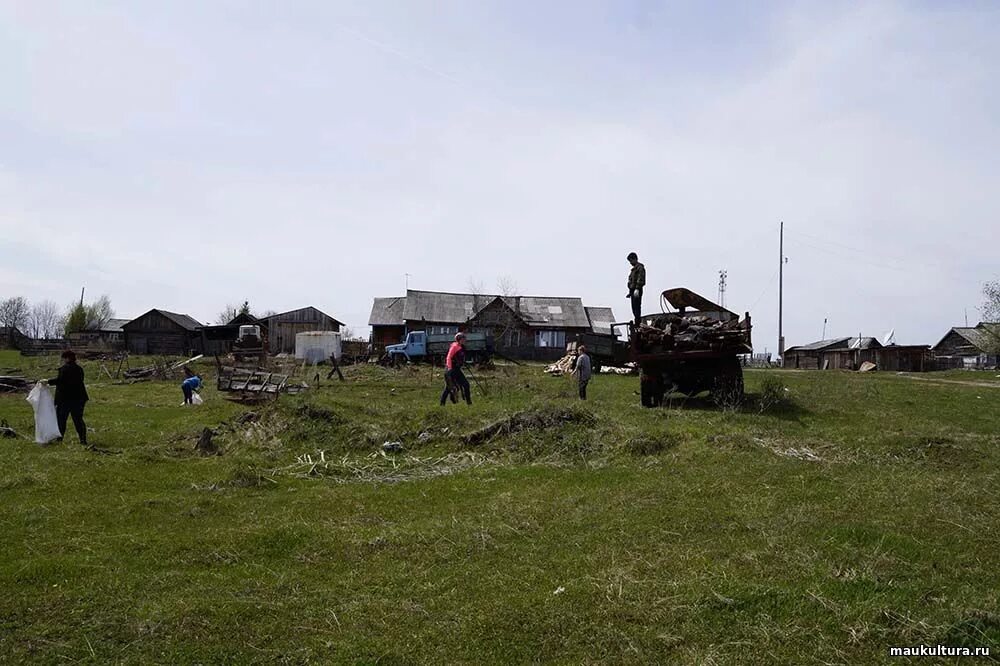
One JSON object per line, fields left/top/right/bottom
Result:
{"left": 981, "top": 280, "right": 1000, "bottom": 353}
{"left": 341, "top": 326, "right": 355, "bottom": 339}
{"left": 29, "top": 300, "right": 61, "bottom": 339}
{"left": 216, "top": 304, "right": 240, "bottom": 325}
{"left": 87, "top": 294, "right": 114, "bottom": 329}
{"left": 496, "top": 275, "right": 519, "bottom": 297}
{"left": 0, "top": 297, "right": 30, "bottom": 343}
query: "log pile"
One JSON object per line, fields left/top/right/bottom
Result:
{"left": 636, "top": 314, "right": 747, "bottom": 354}
{"left": 544, "top": 355, "right": 577, "bottom": 376}
{"left": 0, "top": 376, "right": 31, "bottom": 393}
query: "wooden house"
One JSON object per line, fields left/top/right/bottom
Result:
{"left": 66, "top": 318, "right": 130, "bottom": 351}
{"left": 263, "top": 307, "right": 342, "bottom": 355}
{"left": 784, "top": 337, "right": 931, "bottom": 371}
{"left": 932, "top": 323, "right": 1000, "bottom": 369}
{"left": 0, "top": 326, "right": 28, "bottom": 350}
{"left": 122, "top": 310, "right": 202, "bottom": 356}
{"left": 368, "top": 290, "right": 617, "bottom": 361}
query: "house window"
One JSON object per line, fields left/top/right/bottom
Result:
{"left": 535, "top": 330, "right": 565, "bottom": 349}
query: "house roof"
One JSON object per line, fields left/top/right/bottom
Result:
{"left": 785, "top": 337, "right": 851, "bottom": 353}
{"left": 585, "top": 307, "right": 618, "bottom": 335}
{"left": 934, "top": 323, "right": 1000, "bottom": 353}
{"left": 786, "top": 336, "right": 882, "bottom": 353}
{"left": 265, "top": 306, "right": 343, "bottom": 326}
{"left": 101, "top": 318, "right": 130, "bottom": 332}
{"left": 394, "top": 290, "right": 592, "bottom": 329}
{"left": 124, "top": 309, "right": 201, "bottom": 331}
{"left": 371, "top": 290, "right": 600, "bottom": 330}
{"left": 369, "top": 297, "right": 407, "bottom": 327}
{"left": 846, "top": 337, "right": 882, "bottom": 350}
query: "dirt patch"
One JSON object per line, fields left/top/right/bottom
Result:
{"left": 463, "top": 407, "right": 595, "bottom": 446}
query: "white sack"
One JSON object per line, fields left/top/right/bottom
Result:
{"left": 26, "top": 382, "right": 61, "bottom": 444}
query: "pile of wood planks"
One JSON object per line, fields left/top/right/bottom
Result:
{"left": 544, "top": 355, "right": 577, "bottom": 376}
{"left": 637, "top": 314, "right": 747, "bottom": 353}
{"left": 0, "top": 375, "right": 31, "bottom": 393}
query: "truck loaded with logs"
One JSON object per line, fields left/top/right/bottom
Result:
{"left": 630, "top": 287, "right": 752, "bottom": 407}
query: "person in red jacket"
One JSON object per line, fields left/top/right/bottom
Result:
{"left": 440, "top": 332, "right": 472, "bottom": 406}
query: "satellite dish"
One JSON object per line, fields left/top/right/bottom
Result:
{"left": 882, "top": 329, "right": 896, "bottom": 346}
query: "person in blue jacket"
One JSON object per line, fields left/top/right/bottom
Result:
{"left": 181, "top": 367, "right": 203, "bottom": 405}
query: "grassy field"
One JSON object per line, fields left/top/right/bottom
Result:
{"left": 1, "top": 349, "right": 998, "bottom": 664}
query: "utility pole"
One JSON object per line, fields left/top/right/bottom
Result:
{"left": 79, "top": 287, "right": 85, "bottom": 307}
{"left": 778, "top": 222, "right": 785, "bottom": 358}
{"left": 822, "top": 317, "right": 827, "bottom": 340}
{"left": 717, "top": 270, "right": 727, "bottom": 309}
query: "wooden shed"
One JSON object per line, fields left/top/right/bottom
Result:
{"left": 263, "top": 307, "right": 342, "bottom": 355}
{"left": 122, "top": 310, "right": 202, "bottom": 356}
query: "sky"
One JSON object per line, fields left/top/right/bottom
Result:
{"left": 2, "top": 0, "right": 998, "bottom": 351}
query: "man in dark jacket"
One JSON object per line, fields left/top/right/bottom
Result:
{"left": 627, "top": 252, "right": 646, "bottom": 324}
{"left": 48, "top": 350, "right": 89, "bottom": 447}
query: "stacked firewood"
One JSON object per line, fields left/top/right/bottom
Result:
{"left": 544, "top": 355, "right": 577, "bottom": 375}
{"left": 0, "top": 375, "right": 31, "bottom": 393}
{"left": 636, "top": 314, "right": 746, "bottom": 353}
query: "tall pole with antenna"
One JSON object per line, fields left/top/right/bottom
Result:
{"left": 778, "top": 222, "right": 785, "bottom": 359}
{"left": 717, "top": 270, "right": 727, "bottom": 309}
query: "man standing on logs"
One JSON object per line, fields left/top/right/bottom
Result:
{"left": 627, "top": 252, "right": 646, "bottom": 325}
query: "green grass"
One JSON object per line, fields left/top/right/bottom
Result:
{"left": 1, "top": 350, "right": 999, "bottom": 664}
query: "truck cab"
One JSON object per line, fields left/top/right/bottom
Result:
{"left": 385, "top": 331, "right": 427, "bottom": 362}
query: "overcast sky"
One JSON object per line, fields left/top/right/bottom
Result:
{"left": 2, "top": 1, "right": 997, "bottom": 350}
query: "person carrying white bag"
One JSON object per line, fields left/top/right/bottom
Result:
{"left": 26, "top": 381, "right": 61, "bottom": 444}
{"left": 45, "top": 350, "right": 91, "bottom": 448}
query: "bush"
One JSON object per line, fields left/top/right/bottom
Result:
{"left": 757, "top": 377, "right": 790, "bottom": 413}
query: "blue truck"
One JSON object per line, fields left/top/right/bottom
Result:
{"left": 385, "top": 331, "right": 493, "bottom": 365}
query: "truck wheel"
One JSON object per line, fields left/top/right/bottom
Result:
{"left": 640, "top": 372, "right": 663, "bottom": 408}
{"left": 712, "top": 358, "right": 744, "bottom": 406}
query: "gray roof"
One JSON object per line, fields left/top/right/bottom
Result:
{"left": 785, "top": 337, "right": 851, "bottom": 352}
{"left": 267, "top": 306, "right": 344, "bottom": 326}
{"left": 402, "top": 290, "right": 486, "bottom": 324}
{"left": 845, "top": 337, "right": 882, "bottom": 350}
{"left": 787, "top": 336, "right": 883, "bottom": 353}
{"left": 371, "top": 290, "right": 596, "bottom": 330}
{"left": 153, "top": 310, "right": 201, "bottom": 331}
{"left": 585, "top": 307, "right": 617, "bottom": 335}
{"left": 369, "top": 297, "right": 406, "bottom": 326}
{"left": 101, "top": 318, "right": 130, "bottom": 332}
{"left": 939, "top": 323, "right": 1000, "bottom": 353}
